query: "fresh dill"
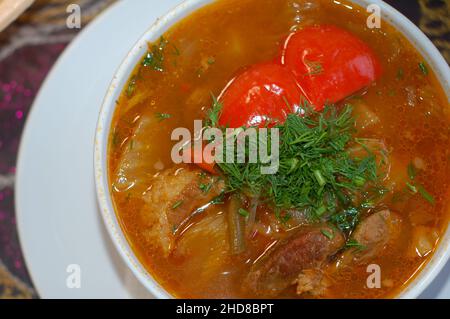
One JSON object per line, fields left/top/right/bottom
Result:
{"left": 126, "top": 76, "right": 137, "bottom": 98}
{"left": 418, "top": 62, "right": 429, "bottom": 76}
{"left": 207, "top": 56, "right": 216, "bottom": 65}
{"left": 407, "top": 162, "right": 417, "bottom": 180}
{"left": 304, "top": 59, "right": 324, "bottom": 76}
{"left": 321, "top": 229, "right": 334, "bottom": 240}
{"left": 206, "top": 99, "right": 380, "bottom": 232}
{"left": 155, "top": 112, "right": 171, "bottom": 121}
{"left": 404, "top": 162, "right": 435, "bottom": 205}
{"left": 418, "top": 185, "right": 435, "bottom": 204}
{"left": 396, "top": 68, "right": 404, "bottom": 80}
{"left": 238, "top": 208, "right": 250, "bottom": 217}
{"left": 345, "top": 238, "right": 366, "bottom": 251}
{"left": 142, "top": 36, "right": 169, "bottom": 72}
{"left": 199, "top": 182, "right": 213, "bottom": 193}
{"left": 205, "top": 94, "right": 223, "bottom": 128}
{"left": 172, "top": 200, "right": 183, "bottom": 209}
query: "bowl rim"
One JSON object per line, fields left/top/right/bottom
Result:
{"left": 94, "top": 0, "right": 450, "bottom": 299}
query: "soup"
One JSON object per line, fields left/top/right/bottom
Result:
{"left": 108, "top": 0, "right": 450, "bottom": 298}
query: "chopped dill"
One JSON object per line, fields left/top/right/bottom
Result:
{"left": 172, "top": 200, "right": 183, "bottom": 209}
{"left": 112, "top": 130, "right": 119, "bottom": 147}
{"left": 142, "top": 36, "right": 169, "bottom": 72}
{"left": 205, "top": 99, "right": 380, "bottom": 232}
{"left": 418, "top": 62, "right": 428, "bottom": 76}
{"left": 126, "top": 76, "right": 137, "bottom": 98}
{"left": 304, "top": 59, "right": 324, "bottom": 76}
{"left": 345, "top": 239, "right": 366, "bottom": 251}
{"left": 407, "top": 162, "right": 417, "bottom": 180}
{"left": 205, "top": 94, "right": 223, "bottom": 128}
{"left": 321, "top": 229, "right": 334, "bottom": 240}
{"left": 155, "top": 112, "right": 171, "bottom": 121}
{"left": 418, "top": 185, "right": 435, "bottom": 204}
{"left": 199, "top": 182, "right": 213, "bottom": 193}
{"left": 405, "top": 162, "right": 435, "bottom": 205}
{"left": 396, "top": 68, "right": 404, "bottom": 80}
{"left": 238, "top": 208, "right": 250, "bottom": 217}
{"left": 207, "top": 57, "right": 216, "bottom": 65}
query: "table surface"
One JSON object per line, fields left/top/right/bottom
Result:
{"left": 0, "top": 0, "right": 448, "bottom": 299}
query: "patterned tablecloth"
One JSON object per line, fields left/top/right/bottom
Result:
{"left": 0, "top": 0, "right": 448, "bottom": 299}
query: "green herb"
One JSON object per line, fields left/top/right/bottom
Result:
{"left": 211, "top": 193, "right": 225, "bottom": 205}
{"left": 407, "top": 162, "right": 417, "bottom": 180}
{"left": 345, "top": 239, "right": 366, "bottom": 251}
{"left": 313, "top": 170, "right": 326, "bottom": 187}
{"left": 171, "top": 43, "right": 180, "bottom": 56}
{"left": 155, "top": 112, "right": 171, "bottom": 121}
{"left": 112, "top": 130, "right": 119, "bottom": 147}
{"left": 406, "top": 182, "right": 417, "bottom": 194}
{"left": 238, "top": 208, "right": 250, "bottom": 217}
{"left": 275, "top": 209, "right": 291, "bottom": 223}
{"left": 172, "top": 200, "right": 183, "bottom": 209}
{"left": 199, "top": 182, "right": 213, "bottom": 193}
{"left": 418, "top": 62, "right": 429, "bottom": 75}
{"left": 396, "top": 68, "right": 404, "bottom": 80}
{"left": 129, "top": 139, "right": 134, "bottom": 150}
{"left": 330, "top": 207, "right": 360, "bottom": 232}
{"left": 304, "top": 59, "right": 323, "bottom": 76}
{"left": 205, "top": 94, "right": 223, "bottom": 128}
{"left": 142, "top": 36, "right": 169, "bottom": 72}
{"left": 418, "top": 185, "right": 435, "bottom": 204}
{"left": 360, "top": 200, "right": 375, "bottom": 209}
{"left": 321, "top": 229, "right": 334, "bottom": 240}
{"left": 405, "top": 161, "right": 434, "bottom": 205}
{"left": 126, "top": 76, "right": 137, "bottom": 98}
{"left": 210, "top": 101, "right": 379, "bottom": 232}
{"left": 315, "top": 205, "right": 327, "bottom": 217}
{"left": 207, "top": 57, "right": 216, "bottom": 65}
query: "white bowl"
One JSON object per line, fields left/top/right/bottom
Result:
{"left": 94, "top": 0, "right": 450, "bottom": 299}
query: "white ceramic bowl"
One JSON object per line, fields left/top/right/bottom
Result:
{"left": 94, "top": 0, "right": 450, "bottom": 299}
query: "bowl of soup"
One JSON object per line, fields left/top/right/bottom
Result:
{"left": 95, "top": 0, "right": 450, "bottom": 298}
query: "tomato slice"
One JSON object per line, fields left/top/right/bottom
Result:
{"left": 281, "top": 25, "right": 382, "bottom": 110}
{"left": 218, "top": 63, "right": 305, "bottom": 128}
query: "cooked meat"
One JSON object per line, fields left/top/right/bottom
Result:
{"left": 140, "top": 165, "right": 225, "bottom": 256}
{"left": 243, "top": 225, "right": 344, "bottom": 297}
{"left": 343, "top": 209, "right": 402, "bottom": 264}
{"left": 295, "top": 269, "right": 330, "bottom": 297}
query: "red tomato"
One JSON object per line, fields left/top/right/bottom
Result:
{"left": 281, "top": 25, "right": 382, "bottom": 110}
{"left": 218, "top": 63, "right": 306, "bottom": 128}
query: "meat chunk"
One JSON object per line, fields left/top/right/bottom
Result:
{"left": 140, "top": 165, "right": 225, "bottom": 256}
{"left": 243, "top": 225, "right": 344, "bottom": 297}
{"left": 343, "top": 209, "right": 401, "bottom": 264}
